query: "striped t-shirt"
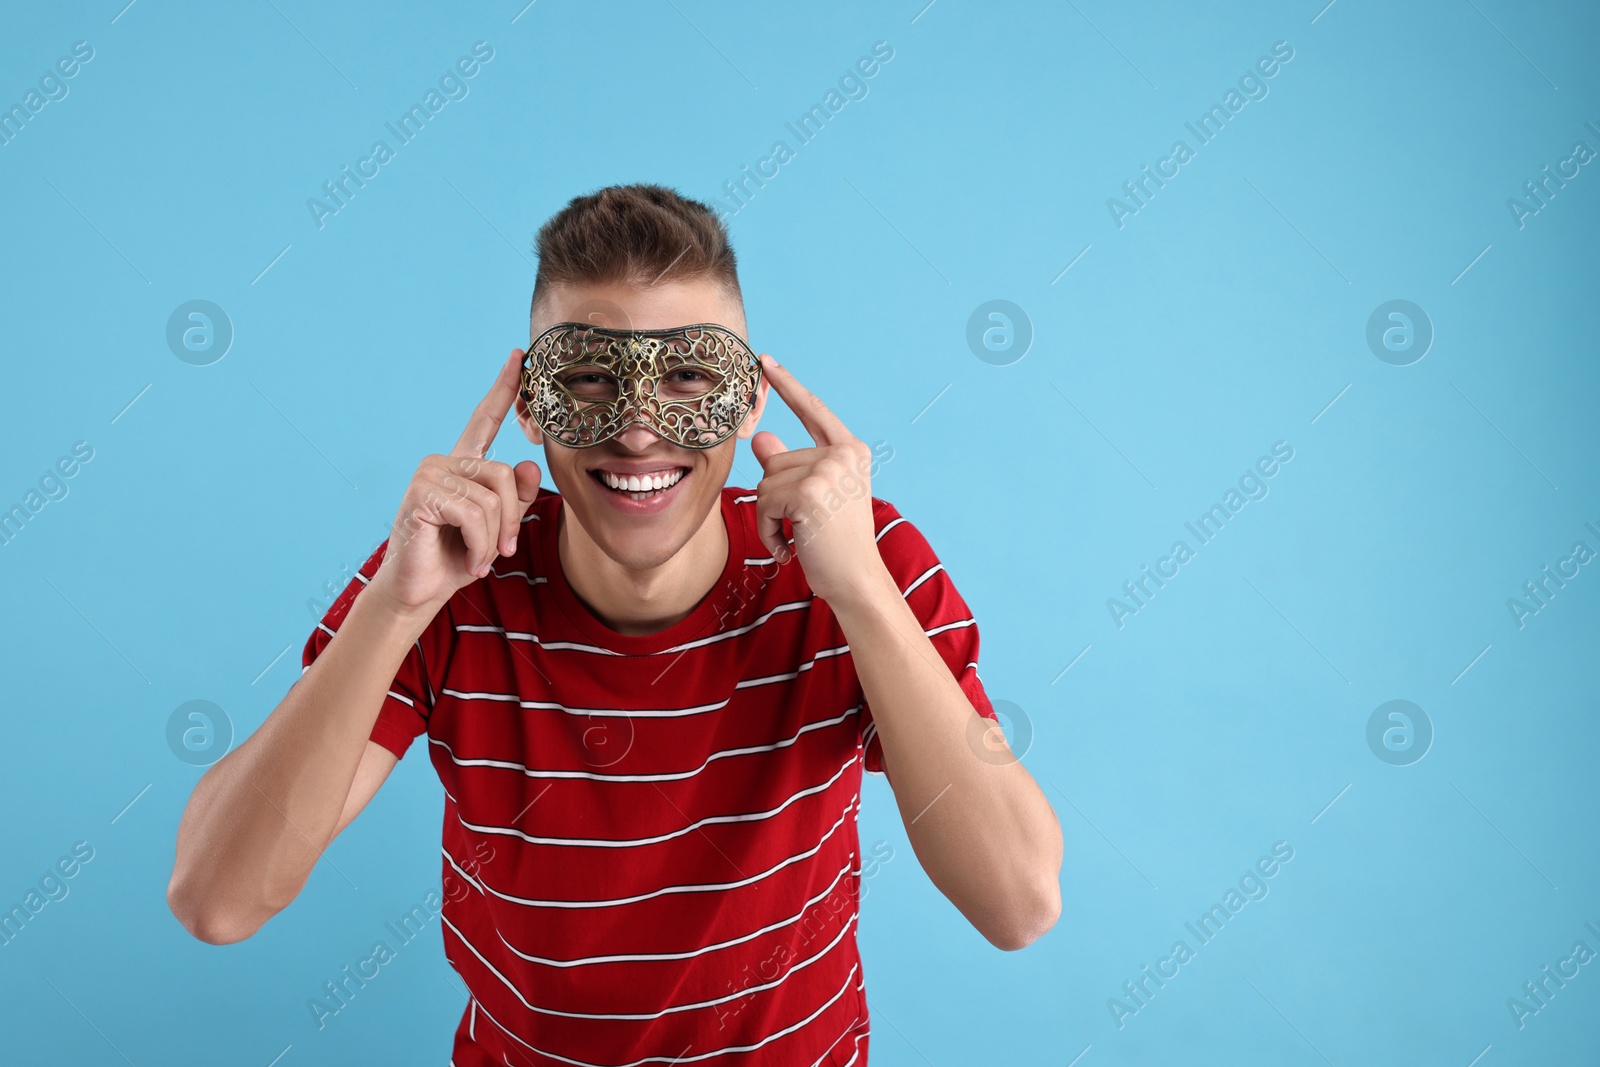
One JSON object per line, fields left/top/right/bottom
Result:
{"left": 301, "top": 484, "right": 998, "bottom": 1066}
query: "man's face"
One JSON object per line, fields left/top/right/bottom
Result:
{"left": 515, "top": 278, "right": 768, "bottom": 572}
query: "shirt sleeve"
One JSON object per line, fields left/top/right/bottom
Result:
{"left": 299, "top": 538, "right": 453, "bottom": 760}
{"left": 856, "top": 498, "right": 999, "bottom": 777}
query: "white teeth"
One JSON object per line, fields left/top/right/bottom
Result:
{"left": 599, "top": 468, "right": 684, "bottom": 493}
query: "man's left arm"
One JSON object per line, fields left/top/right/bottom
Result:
{"left": 748, "top": 353, "right": 1063, "bottom": 952}
{"left": 829, "top": 557, "right": 1063, "bottom": 951}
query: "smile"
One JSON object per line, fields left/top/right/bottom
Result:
{"left": 589, "top": 466, "right": 688, "bottom": 501}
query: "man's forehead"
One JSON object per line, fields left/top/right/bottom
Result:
{"left": 533, "top": 280, "right": 747, "bottom": 340}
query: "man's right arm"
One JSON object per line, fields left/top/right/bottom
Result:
{"left": 167, "top": 346, "right": 543, "bottom": 945}
{"left": 165, "top": 586, "right": 435, "bottom": 945}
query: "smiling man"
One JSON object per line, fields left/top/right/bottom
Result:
{"left": 167, "top": 183, "right": 1062, "bottom": 1066}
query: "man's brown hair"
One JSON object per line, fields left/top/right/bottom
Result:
{"left": 529, "top": 183, "right": 742, "bottom": 324}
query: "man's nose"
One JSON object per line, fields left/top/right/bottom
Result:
{"left": 610, "top": 418, "right": 669, "bottom": 452}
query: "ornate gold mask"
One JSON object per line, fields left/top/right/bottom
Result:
{"left": 520, "top": 322, "right": 762, "bottom": 449}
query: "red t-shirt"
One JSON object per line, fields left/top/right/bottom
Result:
{"left": 301, "top": 485, "right": 998, "bottom": 1066}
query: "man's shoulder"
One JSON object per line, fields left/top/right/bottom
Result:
{"left": 867, "top": 494, "right": 905, "bottom": 528}
{"left": 862, "top": 495, "right": 955, "bottom": 581}
{"left": 866, "top": 495, "right": 924, "bottom": 554}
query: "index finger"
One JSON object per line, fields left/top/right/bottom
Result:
{"left": 758, "top": 353, "right": 848, "bottom": 446}
{"left": 452, "top": 348, "right": 526, "bottom": 458}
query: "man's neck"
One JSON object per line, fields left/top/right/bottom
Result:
{"left": 557, "top": 502, "right": 729, "bottom": 637}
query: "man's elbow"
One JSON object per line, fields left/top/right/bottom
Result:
{"left": 167, "top": 877, "right": 265, "bottom": 946}
{"left": 988, "top": 875, "right": 1062, "bottom": 952}
{"left": 990, "top": 812, "right": 1065, "bottom": 950}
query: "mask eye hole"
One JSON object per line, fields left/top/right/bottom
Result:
{"left": 558, "top": 366, "right": 619, "bottom": 402}
{"left": 656, "top": 366, "right": 721, "bottom": 400}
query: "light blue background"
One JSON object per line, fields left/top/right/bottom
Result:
{"left": 2, "top": 1, "right": 1596, "bottom": 1064}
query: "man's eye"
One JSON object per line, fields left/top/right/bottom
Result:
{"left": 560, "top": 368, "right": 612, "bottom": 383}
{"left": 659, "top": 368, "right": 719, "bottom": 399}
{"left": 560, "top": 371, "right": 620, "bottom": 400}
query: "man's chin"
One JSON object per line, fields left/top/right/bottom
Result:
{"left": 567, "top": 494, "right": 702, "bottom": 562}
{"left": 586, "top": 520, "right": 700, "bottom": 571}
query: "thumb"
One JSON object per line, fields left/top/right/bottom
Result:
{"left": 750, "top": 430, "right": 788, "bottom": 468}
{"left": 512, "top": 459, "right": 542, "bottom": 514}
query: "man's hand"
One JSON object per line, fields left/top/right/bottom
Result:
{"left": 370, "top": 348, "right": 543, "bottom": 614}
{"left": 749, "top": 353, "right": 888, "bottom": 607}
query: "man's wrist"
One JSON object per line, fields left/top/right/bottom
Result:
{"left": 360, "top": 572, "right": 449, "bottom": 638}
{"left": 823, "top": 562, "right": 902, "bottom": 624}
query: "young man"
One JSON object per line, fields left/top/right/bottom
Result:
{"left": 168, "top": 184, "right": 1062, "bottom": 1065}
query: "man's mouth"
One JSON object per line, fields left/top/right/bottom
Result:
{"left": 588, "top": 465, "right": 689, "bottom": 501}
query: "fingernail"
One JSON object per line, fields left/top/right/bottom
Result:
{"left": 501, "top": 537, "right": 515, "bottom": 555}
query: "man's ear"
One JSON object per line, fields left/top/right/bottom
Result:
{"left": 735, "top": 377, "right": 770, "bottom": 441}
